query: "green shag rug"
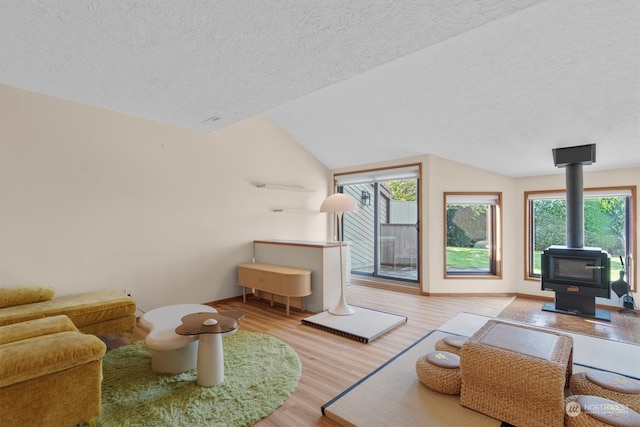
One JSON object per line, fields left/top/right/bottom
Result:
{"left": 81, "top": 331, "right": 301, "bottom": 427}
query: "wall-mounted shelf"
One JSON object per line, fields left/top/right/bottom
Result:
{"left": 272, "top": 209, "right": 319, "bottom": 213}
{"left": 256, "top": 183, "right": 316, "bottom": 193}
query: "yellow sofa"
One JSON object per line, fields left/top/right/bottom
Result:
{"left": 0, "top": 315, "right": 107, "bottom": 426}
{"left": 0, "top": 286, "right": 136, "bottom": 338}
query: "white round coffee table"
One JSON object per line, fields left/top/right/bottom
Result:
{"left": 139, "top": 304, "right": 217, "bottom": 373}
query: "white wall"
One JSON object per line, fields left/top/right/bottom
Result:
{"left": 514, "top": 167, "right": 640, "bottom": 305}
{"left": 0, "top": 85, "right": 332, "bottom": 312}
{"left": 333, "top": 155, "right": 640, "bottom": 305}
{"left": 3, "top": 85, "right": 637, "bottom": 309}
{"left": 333, "top": 155, "right": 517, "bottom": 294}
{"left": 424, "top": 155, "right": 517, "bottom": 294}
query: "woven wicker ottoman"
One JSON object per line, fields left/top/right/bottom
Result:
{"left": 415, "top": 351, "right": 461, "bottom": 395}
{"left": 460, "top": 320, "right": 573, "bottom": 427}
{"left": 564, "top": 395, "right": 640, "bottom": 426}
{"left": 435, "top": 335, "right": 468, "bottom": 355}
{"left": 570, "top": 371, "right": 640, "bottom": 413}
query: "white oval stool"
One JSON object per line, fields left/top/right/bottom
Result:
{"left": 139, "top": 304, "right": 217, "bottom": 374}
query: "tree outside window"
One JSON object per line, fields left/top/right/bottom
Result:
{"left": 445, "top": 193, "right": 501, "bottom": 277}
{"left": 526, "top": 187, "right": 635, "bottom": 288}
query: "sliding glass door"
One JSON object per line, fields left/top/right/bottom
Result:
{"left": 338, "top": 166, "right": 420, "bottom": 283}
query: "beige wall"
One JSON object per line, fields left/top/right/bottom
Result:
{"left": 334, "top": 156, "right": 639, "bottom": 306}
{"left": 424, "top": 155, "right": 517, "bottom": 294}
{"left": 3, "top": 84, "right": 638, "bottom": 310}
{"left": 333, "top": 155, "right": 517, "bottom": 294}
{"left": 514, "top": 167, "right": 640, "bottom": 305}
{"left": 0, "top": 85, "right": 332, "bottom": 312}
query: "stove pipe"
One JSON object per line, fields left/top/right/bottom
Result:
{"left": 552, "top": 144, "right": 596, "bottom": 249}
{"left": 565, "top": 163, "right": 583, "bottom": 249}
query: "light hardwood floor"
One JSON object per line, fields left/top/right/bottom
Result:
{"left": 108, "top": 283, "right": 639, "bottom": 426}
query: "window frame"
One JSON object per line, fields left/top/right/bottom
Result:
{"left": 443, "top": 192, "right": 503, "bottom": 279}
{"left": 335, "top": 164, "right": 422, "bottom": 284}
{"left": 524, "top": 186, "right": 637, "bottom": 291}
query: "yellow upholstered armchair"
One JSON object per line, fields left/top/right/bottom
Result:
{"left": 0, "top": 315, "right": 107, "bottom": 427}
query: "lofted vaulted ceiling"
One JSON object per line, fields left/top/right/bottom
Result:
{"left": 1, "top": 0, "right": 638, "bottom": 177}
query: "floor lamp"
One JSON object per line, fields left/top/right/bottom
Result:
{"left": 320, "top": 193, "right": 358, "bottom": 315}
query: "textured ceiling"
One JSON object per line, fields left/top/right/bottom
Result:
{"left": 1, "top": 0, "right": 638, "bottom": 177}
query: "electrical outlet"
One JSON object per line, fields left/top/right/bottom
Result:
{"left": 123, "top": 288, "right": 133, "bottom": 297}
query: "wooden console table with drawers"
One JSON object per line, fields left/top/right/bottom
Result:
{"left": 237, "top": 263, "right": 312, "bottom": 316}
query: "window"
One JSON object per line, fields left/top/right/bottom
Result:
{"left": 444, "top": 192, "right": 502, "bottom": 277}
{"left": 336, "top": 165, "right": 421, "bottom": 284}
{"left": 525, "top": 186, "right": 636, "bottom": 289}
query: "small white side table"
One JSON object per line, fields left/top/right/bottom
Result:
{"left": 175, "top": 310, "right": 244, "bottom": 387}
